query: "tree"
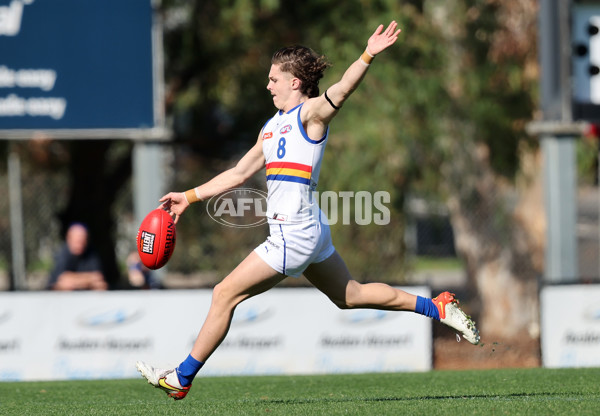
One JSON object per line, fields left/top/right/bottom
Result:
{"left": 428, "top": 0, "right": 542, "bottom": 339}
{"left": 160, "top": 0, "right": 452, "bottom": 277}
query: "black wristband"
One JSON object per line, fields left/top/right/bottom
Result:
{"left": 324, "top": 89, "right": 341, "bottom": 110}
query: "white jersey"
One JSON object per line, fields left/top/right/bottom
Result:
{"left": 261, "top": 103, "right": 328, "bottom": 223}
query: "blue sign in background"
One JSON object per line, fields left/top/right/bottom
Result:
{"left": 0, "top": 0, "right": 155, "bottom": 130}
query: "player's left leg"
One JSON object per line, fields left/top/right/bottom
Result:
{"left": 137, "top": 251, "right": 285, "bottom": 400}
{"left": 304, "top": 251, "right": 479, "bottom": 344}
{"left": 189, "top": 251, "right": 285, "bottom": 363}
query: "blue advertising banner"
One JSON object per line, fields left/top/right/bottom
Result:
{"left": 0, "top": 0, "right": 165, "bottom": 137}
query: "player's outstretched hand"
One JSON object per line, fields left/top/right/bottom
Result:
{"left": 159, "top": 192, "right": 189, "bottom": 224}
{"left": 367, "top": 21, "right": 401, "bottom": 56}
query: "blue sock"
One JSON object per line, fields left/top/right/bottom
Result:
{"left": 176, "top": 354, "right": 204, "bottom": 387}
{"left": 415, "top": 296, "right": 440, "bottom": 321}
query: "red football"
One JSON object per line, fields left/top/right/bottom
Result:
{"left": 136, "top": 209, "right": 176, "bottom": 270}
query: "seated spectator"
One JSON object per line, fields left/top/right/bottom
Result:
{"left": 47, "top": 222, "right": 108, "bottom": 291}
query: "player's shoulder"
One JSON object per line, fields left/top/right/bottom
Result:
{"left": 299, "top": 97, "right": 331, "bottom": 130}
{"left": 299, "top": 96, "right": 319, "bottom": 114}
{"left": 298, "top": 97, "right": 322, "bottom": 122}
{"left": 301, "top": 94, "right": 338, "bottom": 126}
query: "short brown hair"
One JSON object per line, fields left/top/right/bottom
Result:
{"left": 272, "top": 46, "right": 330, "bottom": 98}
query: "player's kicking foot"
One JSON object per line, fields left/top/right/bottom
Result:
{"left": 136, "top": 361, "right": 191, "bottom": 400}
{"left": 433, "top": 291, "right": 480, "bottom": 345}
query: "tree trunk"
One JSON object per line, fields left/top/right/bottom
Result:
{"left": 431, "top": 0, "right": 542, "bottom": 341}
{"left": 442, "top": 137, "right": 541, "bottom": 339}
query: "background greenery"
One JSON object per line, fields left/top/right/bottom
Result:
{"left": 0, "top": 1, "right": 588, "bottom": 305}
{"left": 155, "top": 0, "right": 538, "bottom": 282}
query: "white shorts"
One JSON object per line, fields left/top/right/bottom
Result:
{"left": 254, "top": 216, "right": 335, "bottom": 277}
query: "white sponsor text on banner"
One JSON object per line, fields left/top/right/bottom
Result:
{"left": 0, "top": 287, "right": 431, "bottom": 381}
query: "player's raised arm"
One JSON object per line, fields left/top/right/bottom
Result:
{"left": 305, "top": 21, "right": 401, "bottom": 124}
{"left": 160, "top": 133, "right": 266, "bottom": 223}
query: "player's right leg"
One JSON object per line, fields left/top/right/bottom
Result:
{"left": 304, "top": 251, "right": 418, "bottom": 310}
{"left": 304, "top": 251, "right": 480, "bottom": 344}
{"left": 137, "top": 251, "right": 285, "bottom": 400}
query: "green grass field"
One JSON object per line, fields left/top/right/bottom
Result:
{"left": 1, "top": 368, "right": 598, "bottom": 415}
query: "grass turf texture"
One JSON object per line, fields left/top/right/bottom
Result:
{"left": 0, "top": 368, "right": 598, "bottom": 415}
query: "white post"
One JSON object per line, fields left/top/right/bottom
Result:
{"left": 133, "top": 141, "right": 168, "bottom": 282}
{"left": 8, "top": 150, "right": 26, "bottom": 290}
{"left": 542, "top": 136, "right": 579, "bottom": 283}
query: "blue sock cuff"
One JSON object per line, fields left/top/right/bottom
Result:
{"left": 415, "top": 296, "right": 440, "bottom": 321}
{"left": 176, "top": 354, "right": 204, "bottom": 387}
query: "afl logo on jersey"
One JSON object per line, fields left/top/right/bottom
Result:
{"left": 280, "top": 124, "right": 292, "bottom": 134}
{"left": 263, "top": 132, "right": 273, "bottom": 140}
